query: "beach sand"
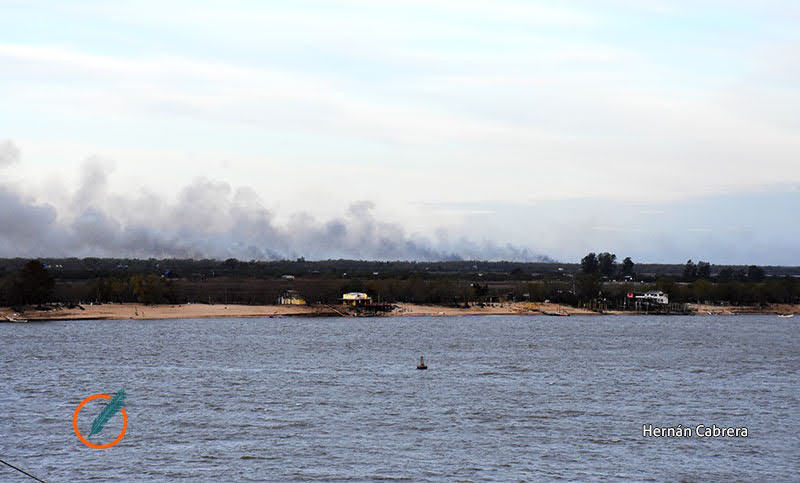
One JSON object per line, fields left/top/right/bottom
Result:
{"left": 1, "top": 301, "right": 593, "bottom": 321}
{"left": 1, "top": 302, "right": 796, "bottom": 321}
{"left": 0, "top": 303, "right": 336, "bottom": 321}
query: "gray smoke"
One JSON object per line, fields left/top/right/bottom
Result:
{"left": 0, "top": 140, "right": 20, "bottom": 167}
{"left": 0, "top": 149, "right": 551, "bottom": 261}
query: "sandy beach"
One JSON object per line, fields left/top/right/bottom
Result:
{"left": 0, "top": 302, "right": 590, "bottom": 321}
{"left": 2, "top": 302, "right": 797, "bottom": 322}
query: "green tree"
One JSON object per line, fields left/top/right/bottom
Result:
{"left": 697, "top": 261, "right": 711, "bottom": 279}
{"left": 656, "top": 277, "right": 677, "bottom": 300}
{"left": 509, "top": 267, "right": 526, "bottom": 280}
{"left": 526, "top": 282, "right": 549, "bottom": 302}
{"left": 717, "top": 267, "right": 734, "bottom": 282}
{"left": 690, "top": 279, "right": 714, "bottom": 303}
{"left": 621, "top": 257, "right": 635, "bottom": 277}
{"left": 598, "top": 252, "right": 617, "bottom": 277}
{"left": 575, "top": 274, "right": 602, "bottom": 301}
{"left": 10, "top": 260, "right": 54, "bottom": 305}
{"left": 683, "top": 260, "right": 697, "bottom": 281}
{"left": 746, "top": 265, "right": 765, "bottom": 282}
{"left": 130, "top": 274, "right": 164, "bottom": 305}
{"left": 581, "top": 253, "right": 599, "bottom": 274}
{"left": 471, "top": 283, "right": 489, "bottom": 299}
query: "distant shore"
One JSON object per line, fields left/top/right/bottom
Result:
{"left": 2, "top": 302, "right": 798, "bottom": 322}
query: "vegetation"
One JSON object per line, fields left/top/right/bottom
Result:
{"left": 621, "top": 257, "right": 635, "bottom": 277}
{"left": 0, "top": 256, "right": 798, "bottom": 308}
{"left": 1, "top": 260, "right": 55, "bottom": 306}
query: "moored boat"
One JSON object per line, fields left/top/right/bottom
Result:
{"left": 4, "top": 315, "right": 29, "bottom": 323}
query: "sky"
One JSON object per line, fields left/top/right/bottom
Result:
{"left": 1, "top": 0, "right": 798, "bottom": 264}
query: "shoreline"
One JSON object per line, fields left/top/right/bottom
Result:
{"left": 2, "top": 302, "right": 798, "bottom": 322}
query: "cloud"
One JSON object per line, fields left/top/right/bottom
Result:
{"left": 0, "top": 140, "right": 20, "bottom": 167}
{"left": 1, "top": 2, "right": 798, "bottom": 265}
{"left": 4, "top": 37, "right": 798, "bottom": 204}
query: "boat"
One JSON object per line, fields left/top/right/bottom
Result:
{"left": 416, "top": 355, "right": 427, "bottom": 370}
{"left": 777, "top": 314, "right": 794, "bottom": 318}
{"left": 5, "top": 315, "right": 29, "bottom": 323}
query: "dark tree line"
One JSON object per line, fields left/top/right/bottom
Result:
{"left": 0, "top": 260, "right": 54, "bottom": 306}
{"left": 581, "top": 252, "right": 634, "bottom": 278}
{"left": 682, "top": 260, "right": 764, "bottom": 282}
{"left": 2, "top": 257, "right": 798, "bottom": 308}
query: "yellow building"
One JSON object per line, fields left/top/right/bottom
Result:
{"left": 279, "top": 290, "right": 307, "bottom": 305}
{"left": 341, "top": 292, "right": 371, "bottom": 306}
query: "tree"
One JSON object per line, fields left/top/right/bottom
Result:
{"left": 656, "top": 277, "right": 677, "bottom": 300}
{"left": 471, "top": 283, "right": 489, "bottom": 299}
{"left": 697, "top": 261, "right": 711, "bottom": 279}
{"left": 598, "top": 252, "right": 617, "bottom": 277}
{"left": 717, "top": 267, "right": 734, "bottom": 282}
{"left": 746, "top": 265, "right": 765, "bottom": 282}
{"left": 575, "top": 274, "right": 602, "bottom": 301}
{"left": 130, "top": 274, "right": 164, "bottom": 305}
{"left": 690, "top": 279, "right": 713, "bottom": 303}
{"left": 621, "top": 257, "right": 635, "bottom": 277}
{"left": 683, "top": 260, "right": 697, "bottom": 281}
{"left": 10, "top": 260, "right": 54, "bottom": 305}
{"left": 509, "top": 268, "right": 527, "bottom": 280}
{"left": 581, "top": 253, "right": 599, "bottom": 274}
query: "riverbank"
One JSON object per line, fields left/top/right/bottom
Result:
{"left": 2, "top": 302, "right": 798, "bottom": 321}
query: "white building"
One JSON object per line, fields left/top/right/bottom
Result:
{"left": 636, "top": 290, "right": 669, "bottom": 305}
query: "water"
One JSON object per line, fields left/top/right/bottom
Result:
{"left": 1, "top": 315, "right": 798, "bottom": 481}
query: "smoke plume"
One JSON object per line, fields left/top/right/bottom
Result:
{"left": 0, "top": 147, "right": 550, "bottom": 261}
{"left": 0, "top": 140, "right": 20, "bottom": 167}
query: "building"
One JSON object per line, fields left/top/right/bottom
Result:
{"left": 341, "top": 292, "right": 372, "bottom": 306}
{"left": 279, "top": 290, "right": 307, "bottom": 305}
{"left": 636, "top": 290, "right": 669, "bottom": 305}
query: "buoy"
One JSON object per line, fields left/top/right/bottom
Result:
{"left": 417, "top": 355, "right": 427, "bottom": 370}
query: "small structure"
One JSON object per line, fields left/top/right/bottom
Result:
{"left": 636, "top": 290, "right": 669, "bottom": 305}
{"left": 279, "top": 290, "right": 307, "bottom": 305}
{"left": 342, "top": 292, "right": 372, "bottom": 306}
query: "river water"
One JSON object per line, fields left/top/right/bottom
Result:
{"left": 1, "top": 315, "right": 798, "bottom": 481}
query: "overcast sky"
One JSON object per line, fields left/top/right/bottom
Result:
{"left": 1, "top": 1, "right": 798, "bottom": 263}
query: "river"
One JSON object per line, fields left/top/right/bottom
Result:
{"left": 1, "top": 315, "right": 797, "bottom": 481}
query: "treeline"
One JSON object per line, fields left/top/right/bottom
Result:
{"left": 1, "top": 257, "right": 798, "bottom": 282}
{"left": 2, "top": 258, "right": 799, "bottom": 308}
{"left": 54, "top": 277, "right": 499, "bottom": 306}
{"left": 0, "top": 260, "right": 55, "bottom": 306}
{"left": 0, "top": 257, "right": 571, "bottom": 281}
{"left": 572, "top": 252, "right": 800, "bottom": 306}
{"left": 579, "top": 252, "right": 771, "bottom": 283}
{"left": 581, "top": 252, "right": 634, "bottom": 277}
{"left": 0, "top": 261, "right": 508, "bottom": 306}
{"left": 649, "top": 277, "right": 800, "bottom": 305}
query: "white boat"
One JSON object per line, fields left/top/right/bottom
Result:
{"left": 5, "top": 315, "right": 29, "bottom": 323}
{"left": 777, "top": 314, "right": 794, "bottom": 318}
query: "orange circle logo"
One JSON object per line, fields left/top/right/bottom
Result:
{"left": 73, "top": 394, "right": 128, "bottom": 450}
